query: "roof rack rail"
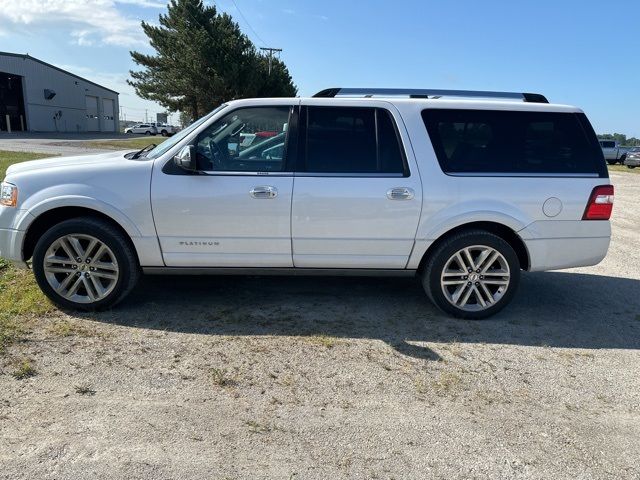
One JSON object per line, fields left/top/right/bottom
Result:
{"left": 312, "top": 88, "right": 549, "bottom": 103}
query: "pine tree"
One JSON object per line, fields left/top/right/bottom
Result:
{"left": 129, "top": 0, "right": 297, "bottom": 120}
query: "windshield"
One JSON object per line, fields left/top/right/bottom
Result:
{"left": 145, "top": 104, "right": 228, "bottom": 159}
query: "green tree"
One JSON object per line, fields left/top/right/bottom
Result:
{"left": 128, "top": 0, "right": 297, "bottom": 120}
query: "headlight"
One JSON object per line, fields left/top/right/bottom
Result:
{"left": 0, "top": 182, "right": 18, "bottom": 207}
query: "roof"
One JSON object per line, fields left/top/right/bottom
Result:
{"left": 223, "top": 96, "right": 581, "bottom": 113}
{"left": 0, "top": 51, "right": 119, "bottom": 95}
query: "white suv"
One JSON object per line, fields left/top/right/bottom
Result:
{"left": 124, "top": 123, "right": 157, "bottom": 135}
{"left": 0, "top": 88, "right": 613, "bottom": 318}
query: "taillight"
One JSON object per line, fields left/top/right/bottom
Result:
{"left": 582, "top": 185, "right": 614, "bottom": 220}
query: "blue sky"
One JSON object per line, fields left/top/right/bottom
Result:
{"left": 1, "top": 0, "right": 638, "bottom": 136}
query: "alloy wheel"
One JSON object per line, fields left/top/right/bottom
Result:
{"left": 43, "top": 234, "right": 119, "bottom": 304}
{"left": 440, "top": 245, "right": 510, "bottom": 312}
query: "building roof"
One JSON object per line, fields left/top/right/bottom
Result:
{"left": 0, "top": 51, "right": 119, "bottom": 95}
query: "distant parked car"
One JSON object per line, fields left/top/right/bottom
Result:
{"left": 599, "top": 140, "right": 628, "bottom": 165}
{"left": 124, "top": 124, "right": 157, "bottom": 135}
{"left": 624, "top": 147, "right": 640, "bottom": 169}
{"left": 152, "top": 123, "right": 178, "bottom": 137}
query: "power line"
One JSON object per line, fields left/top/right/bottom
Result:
{"left": 229, "top": 0, "right": 267, "bottom": 46}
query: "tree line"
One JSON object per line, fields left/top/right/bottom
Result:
{"left": 597, "top": 133, "right": 640, "bottom": 146}
{"left": 128, "top": 0, "right": 296, "bottom": 123}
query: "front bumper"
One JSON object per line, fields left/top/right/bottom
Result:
{"left": 0, "top": 227, "right": 28, "bottom": 268}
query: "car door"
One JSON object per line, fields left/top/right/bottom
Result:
{"left": 151, "top": 104, "right": 296, "bottom": 267}
{"left": 291, "top": 101, "right": 423, "bottom": 269}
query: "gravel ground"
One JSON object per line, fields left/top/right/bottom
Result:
{"left": 1, "top": 172, "right": 639, "bottom": 479}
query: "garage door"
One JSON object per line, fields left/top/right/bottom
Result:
{"left": 102, "top": 98, "right": 115, "bottom": 132}
{"left": 85, "top": 96, "right": 99, "bottom": 131}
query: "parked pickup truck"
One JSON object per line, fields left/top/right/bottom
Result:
{"left": 153, "top": 123, "right": 178, "bottom": 137}
{"left": 599, "top": 140, "right": 628, "bottom": 165}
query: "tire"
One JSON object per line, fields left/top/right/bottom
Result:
{"left": 422, "top": 230, "right": 521, "bottom": 320}
{"left": 607, "top": 161, "right": 615, "bottom": 166}
{"left": 145, "top": 131, "right": 151, "bottom": 135}
{"left": 629, "top": 165, "right": 636, "bottom": 169}
{"left": 161, "top": 130, "right": 168, "bottom": 137}
{"left": 32, "top": 217, "right": 139, "bottom": 311}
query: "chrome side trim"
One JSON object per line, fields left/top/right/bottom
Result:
{"left": 143, "top": 267, "right": 417, "bottom": 277}
{"left": 294, "top": 172, "right": 406, "bottom": 178}
{"left": 197, "top": 171, "right": 294, "bottom": 177}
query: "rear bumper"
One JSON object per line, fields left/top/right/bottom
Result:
{"left": 624, "top": 157, "right": 640, "bottom": 167}
{"left": 519, "top": 220, "right": 611, "bottom": 271}
{"left": 0, "top": 227, "right": 28, "bottom": 268}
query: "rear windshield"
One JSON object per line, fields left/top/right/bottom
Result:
{"left": 422, "top": 109, "right": 606, "bottom": 177}
{"left": 599, "top": 141, "right": 616, "bottom": 148}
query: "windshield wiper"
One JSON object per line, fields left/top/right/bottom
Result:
{"left": 130, "top": 143, "right": 157, "bottom": 159}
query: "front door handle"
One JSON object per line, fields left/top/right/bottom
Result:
{"left": 387, "top": 187, "right": 415, "bottom": 200}
{"left": 250, "top": 185, "right": 278, "bottom": 199}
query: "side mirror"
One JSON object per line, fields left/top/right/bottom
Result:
{"left": 173, "top": 145, "right": 197, "bottom": 171}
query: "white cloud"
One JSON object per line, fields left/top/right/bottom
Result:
{"left": 115, "top": 0, "right": 165, "bottom": 8}
{"left": 0, "top": 0, "right": 154, "bottom": 48}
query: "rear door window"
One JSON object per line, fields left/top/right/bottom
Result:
{"left": 422, "top": 109, "right": 606, "bottom": 176}
{"left": 301, "top": 106, "right": 407, "bottom": 175}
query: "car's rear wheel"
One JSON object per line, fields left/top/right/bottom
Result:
{"left": 145, "top": 131, "right": 151, "bottom": 135}
{"left": 161, "top": 130, "right": 168, "bottom": 136}
{"left": 422, "top": 230, "right": 520, "bottom": 319}
{"left": 32, "top": 217, "right": 139, "bottom": 311}
{"left": 629, "top": 165, "right": 636, "bottom": 169}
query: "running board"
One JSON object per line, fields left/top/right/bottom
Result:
{"left": 142, "top": 267, "right": 417, "bottom": 277}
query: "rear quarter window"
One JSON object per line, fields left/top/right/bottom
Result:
{"left": 422, "top": 109, "right": 607, "bottom": 177}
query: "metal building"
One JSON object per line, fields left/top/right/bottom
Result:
{"left": 0, "top": 51, "right": 119, "bottom": 133}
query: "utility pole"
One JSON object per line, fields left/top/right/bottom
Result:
{"left": 260, "top": 47, "right": 282, "bottom": 75}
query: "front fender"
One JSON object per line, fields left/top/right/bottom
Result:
{"left": 16, "top": 195, "right": 143, "bottom": 238}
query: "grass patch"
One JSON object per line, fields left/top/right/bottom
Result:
{"left": 431, "top": 372, "right": 463, "bottom": 396}
{"left": 0, "top": 151, "right": 58, "bottom": 355}
{"left": 245, "top": 420, "right": 272, "bottom": 434}
{"left": 75, "top": 384, "right": 96, "bottom": 396}
{"left": 0, "top": 259, "right": 53, "bottom": 354}
{"left": 306, "top": 334, "right": 338, "bottom": 349}
{"left": 211, "top": 368, "right": 237, "bottom": 387}
{"left": 0, "top": 150, "right": 56, "bottom": 178}
{"left": 48, "top": 320, "right": 91, "bottom": 338}
{"left": 608, "top": 164, "right": 639, "bottom": 174}
{"left": 11, "top": 358, "right": 37, "bottom": 380}
{"left": 83, "top": 137, "right": 170, "bottom": 151}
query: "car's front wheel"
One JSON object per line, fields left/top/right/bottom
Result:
{"left": 32, "top": 217, "right": 139, "bottom": 311}
{"left": 422, "top": 230, "right": 521, "bottom": 319}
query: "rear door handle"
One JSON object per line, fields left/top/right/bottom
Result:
{"left": 387, "top": 187, "right": 415, "bottom": 200}
{"left": 250, "top": 185, "right": 278, "bottom": 199}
